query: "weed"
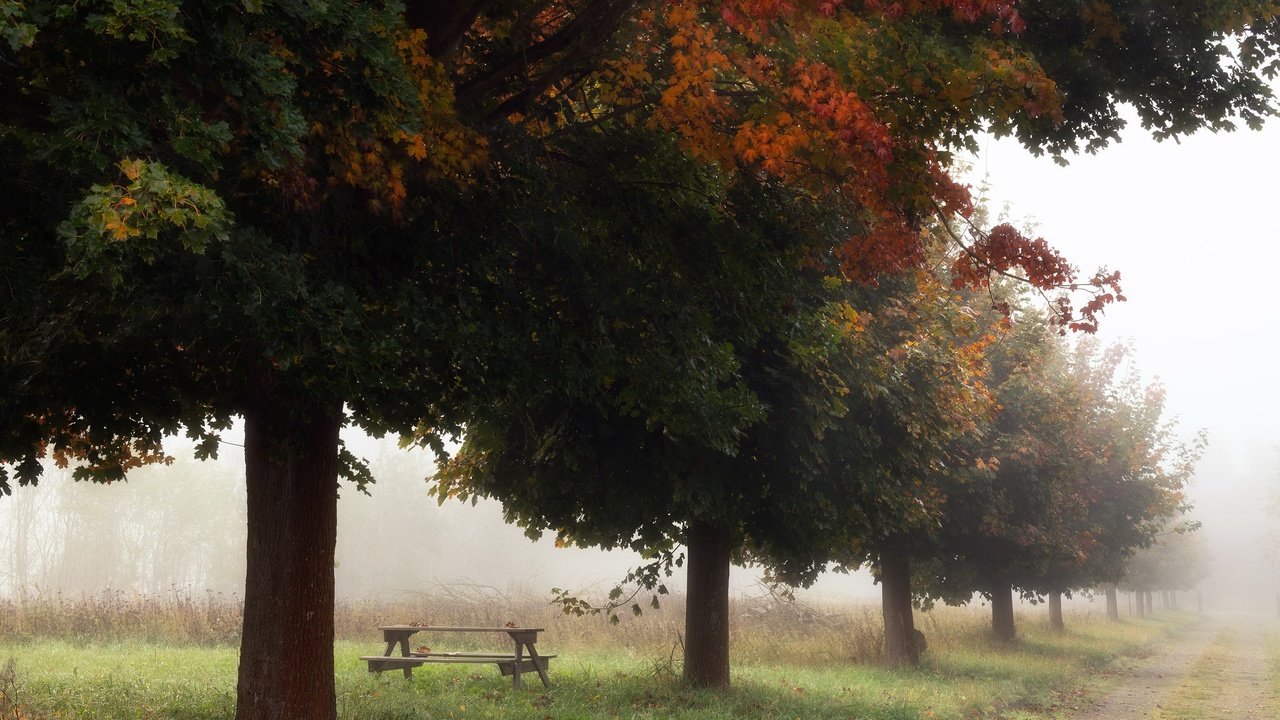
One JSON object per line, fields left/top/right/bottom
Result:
{"left": 0, "top": 658, "right": 27, "bottom": 720}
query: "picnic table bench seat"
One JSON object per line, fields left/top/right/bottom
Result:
{"left": 359, "top": 652, "right": 555, "bottom": 673}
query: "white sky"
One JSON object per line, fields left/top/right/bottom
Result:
{"left": 967, "top": 109, "right": 1280, "bottom": 606}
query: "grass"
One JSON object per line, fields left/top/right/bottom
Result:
{"left": 0, "top": 595, "right": 1196, "bottom": 720}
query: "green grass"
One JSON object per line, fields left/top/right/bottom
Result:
{"left": 0, "top": 610, "right": 1196, "bottom": 720}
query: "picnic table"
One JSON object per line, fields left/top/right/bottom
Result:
{"left": 360, "top": 625, "right": 554, "bottom": 688}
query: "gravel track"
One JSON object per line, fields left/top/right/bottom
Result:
{"left": 1070, "top": 612, "right": 1276, "bottom": 720}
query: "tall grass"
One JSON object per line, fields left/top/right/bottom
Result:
{"left": 0, "top": 584, "right": 943, "bottom": 664}
{"left": 0, "top": 583, "right": 1166, "bottom": 666}
{"left": 0, "top": 589, "right": 242, "bottom": 645}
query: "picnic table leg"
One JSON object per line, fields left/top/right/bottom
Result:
{"left": 382, "top": 631, "right": 414, "bottom": 679}
{"left": 511, "top": 637, "right": 523, "bottom": 689}
{"left": 525, "top": 642, "right": 552, "bottom": 688}
{"left": 506, "top": 631, "right": 550, "bottom": 689}
{"left": 399, "top": 634, "right": 415, "bottom": 679}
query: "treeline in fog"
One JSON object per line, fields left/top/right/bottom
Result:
{"left": 0, "top": 443, "right": 636, "bottom": 601}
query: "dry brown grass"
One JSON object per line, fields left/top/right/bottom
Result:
{"left": 0, "top": 584, "right": 998, "bottom": 667}
{"left": 0, "top": 589, "right": 242, "bottom": 645}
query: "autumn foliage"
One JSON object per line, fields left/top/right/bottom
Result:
{"left": 424, "top": 0, "right": 1121, "bottom": 322}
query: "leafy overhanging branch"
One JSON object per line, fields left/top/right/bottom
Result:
{"left": 932, "top": 201, "right": 1124, "bottom": 333}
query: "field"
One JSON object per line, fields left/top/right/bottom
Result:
{"left": 0, "top": 590, "right": 1196, "bottom": 719}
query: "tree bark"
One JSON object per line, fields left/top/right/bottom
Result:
{"left": 235, "top": 375, "right": 341, "bottom": 720}
{"left": 990, "top": 580, "right": 1016, "bottom": 643}
{"left": 1144, "top": 590, "right": 1154, "bottom": 615}
{"left": 683, "top": 519, "right": 731, "bottom": 689}
{"left": 1134, "top": 590, "right": 1145, "bottom": 618}
{"left": 879, "top": 541, "right": 919, "bottom": 666}
{"left": 1047, "top": 591, "right": 1064, "bottom": 632}
{"left": 1104, "top": 585, "right": 1119, "bottom": 621}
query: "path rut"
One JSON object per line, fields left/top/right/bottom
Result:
{"left": 1070, "top": 612, "right": 1276, "bottom": 720}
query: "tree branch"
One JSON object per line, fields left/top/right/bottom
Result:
{"left": 458, "top": 0, "right": 639, "bottom": 122}
{"left": 403, "top": 0, "right": 488, "bottom": 65}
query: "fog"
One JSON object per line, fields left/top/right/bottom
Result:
{"left": 0, "top": 434, "right": 639, "bottom": 601}
{"left": 0, "top": 429, "right": 869, "bottom": 605}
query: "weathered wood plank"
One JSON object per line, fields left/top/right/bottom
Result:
{"left": 411, "top": 652, "right": 520, "bottom": 659}
{"left": 378, "top": 625, "right": 545, "bottom": 633}
{"left": 497, "top": 657, "right": 552, "bottom": 677}
{"left": 362, "top": 654, "right": 557, "bottom": 664}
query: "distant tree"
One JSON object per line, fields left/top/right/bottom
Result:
{"left": 1031, "top": 342, "right": 1204, "bottom": 631}
{"left": 915, "top": 327, "right": 1203, "bottom": 639}
{"left": 1121, "top": 525, "right": 1211, "bottom": 607}
{"left": 909, "top": 309, "right": 1083, "bottom": 641}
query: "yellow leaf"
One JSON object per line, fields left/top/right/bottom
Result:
{"left": 119, "top": 158, "right": 145, "bottom": 181}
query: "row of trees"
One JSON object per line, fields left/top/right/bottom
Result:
{"left": 441, "top": 210, "right": 1205, "bottom": 668}
{"left": 3, "top": 2, "right": 1272, "bottom": 718}
{"left": 1120, "top": 526, "right": 1212, "bottom": 617}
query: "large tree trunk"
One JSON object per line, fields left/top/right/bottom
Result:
{"left": 1134, "top": 590, "right": 1145, "bottom": 618}
{"left": 1047, "top": 591, "right": 1064, "bottom": 632}
{"left": 683, "top": 520, "right": 732, "bottom": 689}
{"left": 1104, "top": 585, "right": 1119, "bottom": 621}
{"left": 879, "top": 541, "right": 919, "bottom": 666}
{"left": 1144, "top": 590, "right": 1154, "bottom": 615}
{"left": 990, "top": 580, "right": 1016, "bottom": 643}
{"left": 236, "top": 375, "right": 341, "bottom": 720}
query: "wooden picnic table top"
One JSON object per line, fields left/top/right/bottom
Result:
{"left": 379, "top": 625, "right": 545, "bottom": 633}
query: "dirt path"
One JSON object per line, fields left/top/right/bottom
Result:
{"left": 1071, "top": 612, "right": 1276, "bottom": 720}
